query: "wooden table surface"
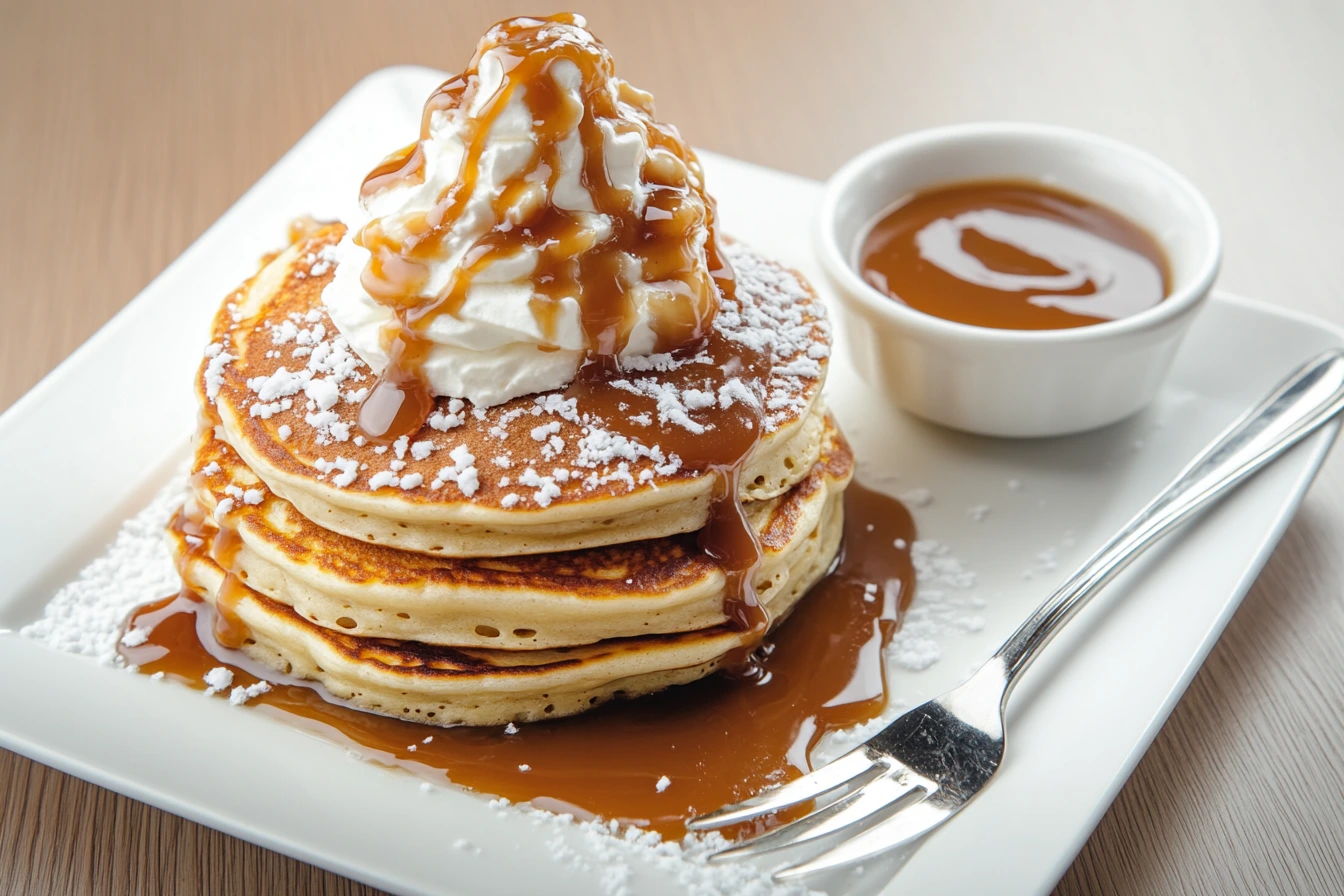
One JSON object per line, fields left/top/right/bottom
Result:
{"left": 3, "top": 1, "right": 1343, "bottom": 893}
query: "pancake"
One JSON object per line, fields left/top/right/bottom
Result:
{"left": 200, "top": 222, "right": 832, "bottom": 557}
{"left": 189, "top": 416, "right": 853, "bottom": 650}
{"left": 168, "top": 486, "right": 845, "bottom": 727}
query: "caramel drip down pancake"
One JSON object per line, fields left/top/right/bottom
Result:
{"left": 168, "top": 450, "right": 848, "bottom": 727}
{"left": 200, "top": 222, "right": 831, "bottom": 557}
{"left": 188, "top": 417, "right": 853, "bottom": 650}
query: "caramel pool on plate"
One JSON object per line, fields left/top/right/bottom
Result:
{"left": 859, "top": 180, "right": 1171, "bottom": 330}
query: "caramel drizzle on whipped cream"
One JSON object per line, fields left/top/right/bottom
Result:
{"left": 353, "top": 13, "right": 736, "bottom": 444}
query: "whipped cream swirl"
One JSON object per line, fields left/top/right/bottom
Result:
{"left": 324, "top": 14, "right": 730, "bottom": 410}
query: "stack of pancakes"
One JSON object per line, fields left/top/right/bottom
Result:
{"left": 176, "top": 221, "right": 851, "bottom": 727}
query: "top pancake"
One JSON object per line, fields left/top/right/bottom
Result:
{"left": 200, "top": 222, "right": 832, "bottom": 557}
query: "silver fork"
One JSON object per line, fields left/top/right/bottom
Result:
{"left": 688, "top": 348, "right": 1344, "bottom": 881}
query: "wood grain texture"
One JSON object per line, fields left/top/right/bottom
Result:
{"left": 2, "top": 0, "right": 1342, "bottom": 893}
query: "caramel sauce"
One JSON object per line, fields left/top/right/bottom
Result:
{"left": 859, "top": 180, "right": 1170, "bottom": 330}
{"left": 122, "top": 484, "right": 914, "bottom": 839}
{"left": 172, "top": 503, "right": 253, "bottom": 651}
{"left": 353, "top": 330, "right": 436, "bottom": 445}
{"left": 560, "top": 320, "right": 773, "bottom": 650}
{"left": 180, "top": 432, "right": 256, "bottom": 652}
{"left": 353, "top": 13, "right": 733, "bottom": 444}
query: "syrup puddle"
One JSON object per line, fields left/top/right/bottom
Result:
{"left": 121, "top": 483, "right": 914, "bottom": 839}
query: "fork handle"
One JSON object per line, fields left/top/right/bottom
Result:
{"left": 994, "top": 348, "right": 1344, "bottom": 688}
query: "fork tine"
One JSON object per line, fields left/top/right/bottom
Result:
{"left": 708, "top": 769, "right": 925, "bottom": 862}
{"left": 685, "top": 749, "right": 878, "bottom": 831}
{"left": 772, "top": 798, "right": 954, "bottom": 880}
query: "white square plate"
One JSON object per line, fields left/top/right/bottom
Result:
{"left": 1, "top": 67, "right": 1339, "bottom": 896}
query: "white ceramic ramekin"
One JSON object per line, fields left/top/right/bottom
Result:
{"left": 816, "top": 123, "right": 1221, "bottom": 437}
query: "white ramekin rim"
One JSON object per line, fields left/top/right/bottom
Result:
{"left": 816, "top": 121, "right": 1222, "bottom": 345}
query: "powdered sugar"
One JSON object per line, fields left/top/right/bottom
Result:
{"left": 234, "top": 314, "right": 368, "bottom": 447}
{"left": 430, "top": 445, "right": 480, "bottom": 497}
{"left": 314, "top": 456, "right": 358, "bottom": 488}
{"left": 229, "top": 681, "right": 272, "bottom": 705}
{"left": 203, "top": 345, "right": 234, "bottom": 401}
{"left": 503, "top": 799, "right": 820, "bottom": 896}
{"left": 304, "top": 243, "right": 339, "bottom": 278}
{"left": 718, "top": 243, "right": 829, "bottom": 432}
{"left": 518, "top": 467, "right": 562, "bottom": 508}
{"left": 20, "top": 477, "right": 186, "bottom": 664}
{"left": 203, "top": 666, "right": 234, "bottom": 695}
{"left": 208, "top": 241, "right": 826, "bottom": 506}
{"left": 588, "top": 246, "right": 825, "bottom": 445}
{"left": 368, "top": 470, "right": 399, "bottom": 490}
{"left": 812, "top": 537, "right": 987, "bottom": 766}
{"left": 119, "top": 626, "right": 151, "bottom": 647}
{"left": 429, "top": 400, "right": 467, "bottom": 431}
{"left": 885, "top": 539, "right": 985, "bottom": 669}
{"left": 531, "top": 421, "right": 562, "bottom": 442}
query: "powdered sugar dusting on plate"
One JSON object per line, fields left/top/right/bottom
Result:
{"left": 496, "top": 798, "right": 820, "bottom": 896}
{"left": 19, "top": 476, "right": 186, "bottom": 665}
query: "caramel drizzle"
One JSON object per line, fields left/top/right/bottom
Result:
{"left": 184, "top": 410, "right": 254, "bottom": 651}
{"left": 352, "top": 13, "right": 734, "bottom": 444}
{"left": 170, "top": 501, "right": 251, "bottom": 651}
{"left": 559, "top": 326, "right": 772, "bottom": 651}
